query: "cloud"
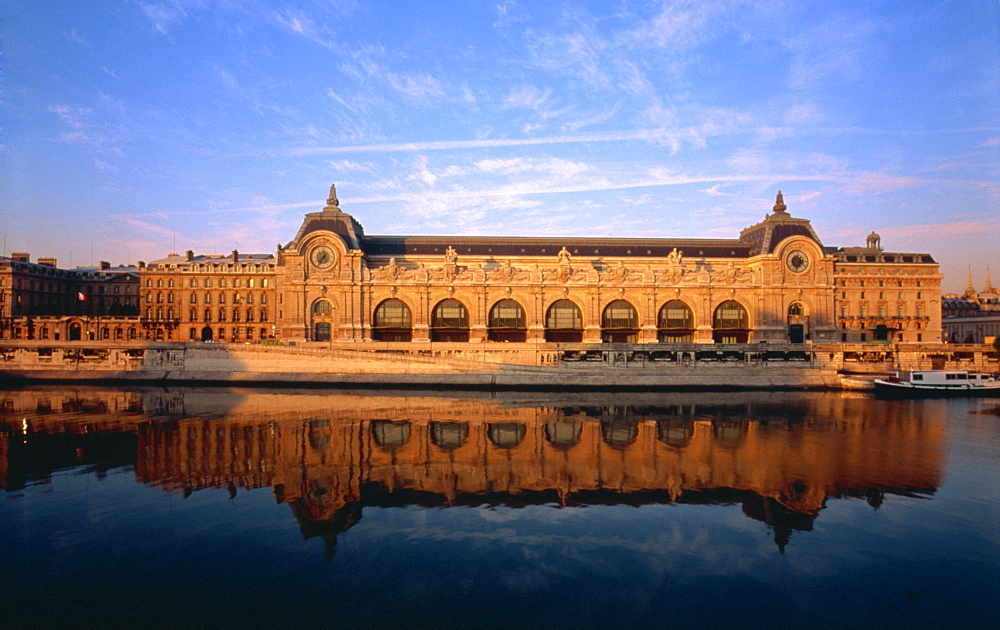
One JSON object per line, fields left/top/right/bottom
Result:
{"left": 139, "top": 1, "right": 189, "bottom": 35}
{"left": 66, "top": 29, "right": 90, "bottom": 47}
{"left": 386, "top": 73, "right": 446, "bottom": 100}
{"left": 503, "top": 86, "right": 552, "bottom": 110}
{"left": 700, "top": 184, "right": 730, "bottom": 197}
{"left": 843, "top": 172, "right": 923, "bottom": 195}
{"left": 328, "top": 159, "right": 372, "bottom": 172}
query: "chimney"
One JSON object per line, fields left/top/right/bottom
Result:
{"left": 38, "top": 257, "right": 58, "bottom": 267}
{"left": 100, "top": 260, "right": 110, "bottom": 270}
{"left": 11, "top": 252, "right": 29, "bottom": 263}
{"left": 232, "top": 249, "right": 239, "bottom": 263}
{"left": 186, "top": 250, "right": 194, "bottom": 261}
{"left": 138, "top": 260, "right": 146, "bottom": 269}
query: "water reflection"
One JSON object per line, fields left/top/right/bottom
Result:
{"left": 0, "top": 387, "right": 943, "bottom": 560}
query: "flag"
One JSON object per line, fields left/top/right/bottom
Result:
{"left": 77, "top": 292, "right": 89, "bottom": 301}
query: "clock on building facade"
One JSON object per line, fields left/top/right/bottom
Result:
{"left": 786, "top": 250, "right": 809, "bottom": 273}
{"left": 310, "top": 245, "right": 336, "bottom": 269}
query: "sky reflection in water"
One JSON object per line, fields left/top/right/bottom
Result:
{"left": 2, "top": 387, "right": 997, "bottom": 628}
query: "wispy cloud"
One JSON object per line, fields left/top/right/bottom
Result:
{"left": 139, "top": 1, "right": 189, "bottom": 35}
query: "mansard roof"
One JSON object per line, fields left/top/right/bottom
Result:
{"left": 361, "top": 235, "right": 753, "bottom": 259}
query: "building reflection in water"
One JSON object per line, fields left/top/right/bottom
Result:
{"left": 0, "top": 388, "right": 944, "bottom": 558}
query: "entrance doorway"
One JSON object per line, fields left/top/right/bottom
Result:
{"left": 789, "top": 324, "right": 804, "bottom": 344}
{"left": 201, "top": 326, "right": 214, "bottom": 341}
{"left": 314, "top": 322, "right": 331, "bottom": 342}
{"left": 69, "top": 323, "right": 82, "bottom": 341}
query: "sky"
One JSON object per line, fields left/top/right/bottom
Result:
{"left": 1, "top": 1, "right": 997, "bottom": 294}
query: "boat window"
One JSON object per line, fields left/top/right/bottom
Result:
{"left": 913, "top": 374, "right": 923, "bottom": 380}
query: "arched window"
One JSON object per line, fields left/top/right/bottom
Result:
{"left": 371, "top": 420, "right": 410, "bottom": 450}
{"left": 204, "top": 308, "right": 212, "bottom": 322}
{"left": 313, "top": 300, "right": 332, "bottom": 314}
{"left": 430, "top": 421, "right": 468, "bottom": 450}
{"left": 488, "top": 423, "right": 526, "bottom": 449}
{"left": 488, "top": 299, "right": 526, "bottom": 342}
{"left": 713, "top": 300, "right": 749, "bottom": 343}
{"left": 431, "top": 299, "right": 469, "bottom": 342}
{"left": 545, "top": 299, "right": 583, "bottom": 342}
{"left": 372, "top": 299, "right": 412, "bottom": 342}
{"left": 544, "top": 420, "right": 582, "bottom": 449}
{"left": 601, "top": 299, "right": 638, "bottom": 343}
{"left": 658, "top": 300, "right": 694, "bottom": 343}
{"left": 788, "top": 302, "right": 804, "bottom": 317}
{"left": 190, "top": 308, "right": 197, "bottom": 322}
{"left": 602, "top": 421, "right": 638, "bottom": 448}
{"left": 657, "top": 420, "right": 694, "bottom": 448}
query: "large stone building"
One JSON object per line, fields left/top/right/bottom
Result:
{"left": 258, "top": 186, "right": 940, "bottom": 345}
{"left": 0, "top": 254, "right": 140, "bottom": 341}
{"left": 140, "top": 250, "right": 276, "bottom": 342}
{"left": 3, "top": 187, "right": 943, "bottom": 345}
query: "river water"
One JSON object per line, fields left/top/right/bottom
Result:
{"left": 2, "top": 386, "right": 997, "bottom": 628}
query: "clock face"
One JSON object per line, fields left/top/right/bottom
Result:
{"left": 786, "top": 250, "right": 809, "bottom": 273}
{"left": 310, "top": 245, "right": 336, "bottom": 269}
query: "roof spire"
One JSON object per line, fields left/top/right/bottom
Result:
{"left": 772, "top": 190, "right": 787, "bottom": 214}
{"left": 985, "top": 266, "right": 994, "bottom": 294}
{"left": 964, "top": 266, "right": 976, "bottom": 297}
{"left": 324, "top": 183, "right": 340, "bottom": 211}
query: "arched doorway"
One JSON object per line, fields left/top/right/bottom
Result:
{"left": 713, "top": 300, "right": 749, "bottom": 343}
{"left": 545, "top": 299, "right": 583, "bottom": 342}
{"left": 658, "top": 300, "right": 694, "bottom": 342}
{"left": 372, "top": 299, "right": 412, "bottom": 342}
{"left": 201, "top": 326, "right": 214, "bottom": 341}
{"left": 601, "top": 299, "right": 638, "bottom": 343}
{"left": 69, "top": 323, "right": 82, "bottom": 341}
{"left": 788, "top": 302, "right": 807, "bottom": 344}
{"left": 312, "top": 299, "right": 334, "bottom": 341}
{"left": 488, "top": 299, "right": 526, "bottom": 342}
{"left": 431, "top": 299, "right": 470, "bottom": 342}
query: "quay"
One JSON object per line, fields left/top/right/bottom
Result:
{"left": 0, "top": 341, "right": 996, "bottom": 390}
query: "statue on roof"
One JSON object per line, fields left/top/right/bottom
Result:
{"left": 326, "top": 183, "right": 340, "bottom": 208}
{"left": 557, "top": 247, "right": 572, "bottom": 265}
{"left": 444, "top": 246, "right": 458, "bottom": 265}
{"left": 772, "top": 190, "right": 787, "bottom": 214}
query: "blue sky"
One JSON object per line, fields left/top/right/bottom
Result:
{"left": 2, "top": 1, "right": 997, "bottom": 293}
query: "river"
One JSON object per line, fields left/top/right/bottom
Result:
{"left": 2, "top": 386, "right": 997, "bottom": 628}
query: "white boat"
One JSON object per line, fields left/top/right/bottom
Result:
{"left": 873, "top": 370, "right": 1000, "bottom": 396}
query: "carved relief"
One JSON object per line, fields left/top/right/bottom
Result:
{"left": 488, "top": 259, "right": 529, "bottom": 283}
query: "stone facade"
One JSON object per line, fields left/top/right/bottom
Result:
{"left": 139, "top": 250, "right": 277, "bottom": 342}
{"left": 267, "top": 187, "right": 940, "bottom": 345}
{"left": 2, "top": 187, "right": 944, "bottom": 345}
{"left": 0, "top": 254, "right": 140, "bottom": 341}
